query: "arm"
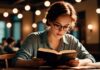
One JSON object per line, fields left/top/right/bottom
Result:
{"left": 70, "top": 35, "right": 96, "bottom": 66}
{"left": 78, "top": 58, "right": 93, "bottom": 66}
{"left": 14, "top": 34, "right": 45, "bottom": 67}
{"left": 15, "top": 58, "right": 45, "bottom": 67}
{"left": 64, "top": 34, "right": 96, "bottom": 66}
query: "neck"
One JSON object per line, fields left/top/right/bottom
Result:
{"left": 48, "top": 31, "right": 59, "bottom": 42}
{"left": 47, "top": 31, "right": 61, "bottom": 50}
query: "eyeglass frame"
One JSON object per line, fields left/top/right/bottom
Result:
{"left": 52, "top": 22, "right": 70, "bottom": 31}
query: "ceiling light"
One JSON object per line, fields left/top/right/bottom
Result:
{"left": 42, "top": 18, "right": 47, "bottom": 23}
{"left": 17, "top": 13, "right": 23, "bottom": 19}
{"left": 32, "top": 23, "right": 37, "bottom": 28}
{"left": 44, "top": 0, "right": 51, "bottom": 7}
{"left": 6, "top": 22, "right": 12, "bottom": 28}
{"left": 75, "top": 0, "right": 82, "bottom": 3}
{"left": 35, "top": 10, "right": 41, "bottom": 16}
{"left": 25, "top": 4, "right": 31, "bottom": 11}
{"left": 96, "top": 8, "right": 100, "bottom": 14}
{"left": 12, "top": 8, "right": 18, "bottom": 14}
{"left": 3, "top": 12, "right": 9, "bottom": 17}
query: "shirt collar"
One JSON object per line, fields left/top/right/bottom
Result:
{"left": 62, "top": 34, "right": 69, "bottom": 44}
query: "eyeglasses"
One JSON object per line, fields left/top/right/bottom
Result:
{"left": 52, "top": 22, "right": 69, "bottom": 31}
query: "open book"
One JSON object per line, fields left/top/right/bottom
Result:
{"left": 37, "top": 48, "right": 77, "bottom": 67}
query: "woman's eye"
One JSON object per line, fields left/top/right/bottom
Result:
{"left": 57, "top": 25, "right": 61, "bottom": 27}
{"left": 64, "top": 26, "right": 68, "bottom": 28}
{"left": 55, "top": 24, "right": 60, "bottom": 27}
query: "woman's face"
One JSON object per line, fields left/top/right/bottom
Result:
{"left": 49, "top": 15, "right": 72, "bottom": 39}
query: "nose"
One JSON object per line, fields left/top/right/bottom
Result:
{"left": 58, "top": 26, "right": 64, "bottom": 31}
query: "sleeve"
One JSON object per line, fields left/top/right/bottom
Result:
{"left": 68, "top": 35, "right": 96, "bottom": 63}
{"left": 15, "top": 34, "right": 38, "bottom": 60}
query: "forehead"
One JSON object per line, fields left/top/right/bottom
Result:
{"left": 55, "top": 15, "right": 72, "bottom": 25}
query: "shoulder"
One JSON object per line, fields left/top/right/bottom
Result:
{"left": 23, "top": 31, "right": 47, "bottom": 43}
{"left": 29, "top": 31, "right": 42, "bottom": 36}
{"left": 26, "top": 31, "right": 45, "bottom": 39}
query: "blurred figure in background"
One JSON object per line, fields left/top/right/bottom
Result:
{"left": 0, "top": 37, "right": 7, "bottom": 54}
{"left": 1, "top": 37, "right": 8, "bottom": 48}
{"left": 4, "top": 37, "right": 19, "bottom": 53}
{"left": 15, "top": 39, "right": 23, "bottom": 49}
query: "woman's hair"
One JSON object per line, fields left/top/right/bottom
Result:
{"left": 46, "top": 1, "right": 77, "bottom": 26}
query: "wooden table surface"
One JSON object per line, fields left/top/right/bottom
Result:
{"left": 1, "top": 65, "right": 100, "bottom": 70}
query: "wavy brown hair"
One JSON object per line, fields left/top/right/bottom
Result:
{"left": 46, "top": 1, "right": 77, "bottom": 27}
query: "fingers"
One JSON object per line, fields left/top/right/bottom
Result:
{"left": 65, "top": 59, "right": 79, "bottom": 67}
{"left": 69, "top": 60, "right": 79, "bottom": 67}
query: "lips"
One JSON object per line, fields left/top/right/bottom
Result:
{"left": 57, "top": 33, "right": 63, "bottom": 36}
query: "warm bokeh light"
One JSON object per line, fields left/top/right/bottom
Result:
{"left": 17, "top": 13, "right": 23, "bottom": 19}
{"left": 75, "top": 0, "right": 82, "bottom": 3}
{"left": 35, "top": 10, "right": 41, "bottom": 16}
{"left": 44, "top": 0, "right": 50, "bottom": 7}
{"left": 6, "top": 22, "right": 12, "bottom": 28}
{"left": 3, "top": 12, "right": 9, "bottom": 17}
{"left": 23, "top": 25, "right": 31, "bottom": 34}
{"left": 32, "top": 23, "right": 37, "bottom": 28}
{"left": 24, "top": 4, "right": 31, "bottom": 11}
{"left": 87, "top": 24, "right": 93, "bottom": 32}
{"left": 12, "top": 8, "right": 18, "bottom": 14}
{"left": 42, "top": 18, "right": 47, "bottom": 23}
{"left": 96, "top": 8, "right": 100, "bottom": 14}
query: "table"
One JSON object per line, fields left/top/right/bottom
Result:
{"left": 1, "top": 65, "right": 100, "bottom": 70}
{"left": 0, "top": 53, "right": 16, "bottom": 68}
{"left": 1, "top": 62, "right": 100, "bottom": 70}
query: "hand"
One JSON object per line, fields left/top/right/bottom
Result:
{"left": 78, "top": 59, "right": 93, "bottom": 66}
{"left": 32, "top": 58, "right": 46, "bottom": 66}
{"left": 65, "top": 59, "right": 79, "bottom": 67}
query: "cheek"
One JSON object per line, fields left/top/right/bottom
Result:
{"left": 50, "top": 26, "right": 56, "bottom": 31}
{"left": 50, "top": 28, "right": 58, "bottom": 35}
{"left": 52, "top": 29, "right": 58, "bottom": 34}
{"left": 62, "top": 31, "right": 67, "bottom": 35}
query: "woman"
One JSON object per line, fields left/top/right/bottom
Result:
{"left": 15, "top": 1, "right": 95, "bottom": 67}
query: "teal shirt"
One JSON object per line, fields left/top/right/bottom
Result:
{"left": 16, "top": 30, "right": 95, "bottom": 62}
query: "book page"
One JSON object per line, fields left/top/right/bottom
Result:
{"left": 38, "top": 48, "right": 58, "bottom": 54}
{"left": 38, "top": 48, "right": 77, "bottom": 55}
{"left": 59, "top": 50, "right": 76, "bottom": 54}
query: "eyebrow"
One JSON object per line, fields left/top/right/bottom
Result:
{"left": 55, "top": 21, "right": 69, "bottom": 26}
